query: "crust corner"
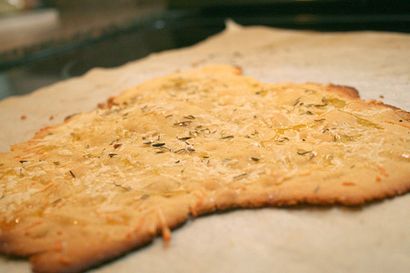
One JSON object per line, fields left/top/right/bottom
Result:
{"left": 326, "top": 84, "right": 360, "bottom": 99}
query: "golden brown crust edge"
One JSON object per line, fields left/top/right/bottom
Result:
{"left": 28, "top": 210, "right": 190, "bottom": 273}
{"left": 325, "top": 84, "right": 360, "bottom": 99}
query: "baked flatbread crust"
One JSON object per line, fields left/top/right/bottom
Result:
{"left": 0, "top": 65, "right": 409, "bottom": 273}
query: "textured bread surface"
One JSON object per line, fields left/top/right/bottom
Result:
{"left": 0, "top": 65, "right": 409, "bottom": 273}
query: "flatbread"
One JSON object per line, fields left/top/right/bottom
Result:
{"left": 0, "top": 65, "right": 409, "bottom": 273}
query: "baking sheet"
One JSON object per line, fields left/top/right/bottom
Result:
{"left": 1, "top": 22, "right": 409, "bottom": 273}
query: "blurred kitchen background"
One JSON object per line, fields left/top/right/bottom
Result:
{"left": 0, "top": 0, "right": 410, "bottom": 99}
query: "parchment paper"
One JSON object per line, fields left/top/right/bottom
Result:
{"left": 1, "top": 22, "right": 409, "bottom": 273}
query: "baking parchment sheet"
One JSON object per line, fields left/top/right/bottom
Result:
{"left": 1, "top": 22, "right": 409, "bottom": 273}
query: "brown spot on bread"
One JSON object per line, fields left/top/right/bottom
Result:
{"left": 107, "top": 97, "right": 119, "bottom": 109}
{"left": 233, "top": 65, "right": 243, "bottom": 74}
{"left": 326, "top": 84, "right": 360, "bottom": 99}
{"left": 342, "top": 182, "right": 356, "bottom": 186}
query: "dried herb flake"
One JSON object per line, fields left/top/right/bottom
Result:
{"left": 152, "top": 142, "right": 166, "bottom": 147}
{"left": 113, "top": 144, "right": 122, "bottom": 149}
{"left": 69, "top": 170, "right": 76, "bottom": 178}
